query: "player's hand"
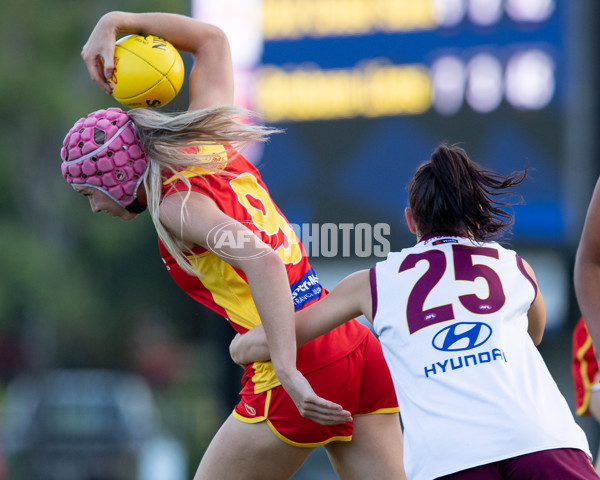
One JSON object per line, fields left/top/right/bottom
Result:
{"left": 280, "top": 369, "right": 352, "bottom": 425}
{"left": 81, "top": 13, "right": 118, "bottom": 94}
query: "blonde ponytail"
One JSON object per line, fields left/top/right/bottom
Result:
{"left": 129, "top": 105, "right": 282, "bottom": 276}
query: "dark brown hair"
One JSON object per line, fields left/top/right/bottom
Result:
{"left": 408, "top": 143, "right": 527, "bottom": 241}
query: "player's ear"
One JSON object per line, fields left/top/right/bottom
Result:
{"left": 405, "top": 207, "right": 418, "bottom": 235}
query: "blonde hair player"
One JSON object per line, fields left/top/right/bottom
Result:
{"left": 61, "top": 11, "right": 405, "bottom": 480}
{"left": 232, "top": 144, "right": 597, "bottom": 480}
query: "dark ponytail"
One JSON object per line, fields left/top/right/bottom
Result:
{"left": 408, "top": 143, "right": 527, "bottom": 241}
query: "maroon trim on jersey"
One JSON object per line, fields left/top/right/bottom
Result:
{"left": 516, "top": 254, "right": 538, "bottom": 300}
{"left": 369, "top": 266, "right": 378, "bottom": 319}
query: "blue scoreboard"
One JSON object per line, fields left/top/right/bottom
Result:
{"left": 256, "top": 0, "right": 566, "bottom": 249}
{"left": 194, "top": 0, "right": 568, "bottom": 249}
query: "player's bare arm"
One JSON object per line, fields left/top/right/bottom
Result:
{"left": 81, "top": 11, "right": 233, "bottom": 109}
{"left": 575, "top": 177, "right": 600, "bottom": 361}
{"left": 231, "top": 269, "right": 372, "bottom": 366}
{"left": 521, "top": 259, "right": 546, "bottom": 345}
{"left": 159, "top": 191, "right": 352, "bottom": 425}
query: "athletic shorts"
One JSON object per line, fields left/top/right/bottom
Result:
{"left": 436, "top": 448, "right": 598, "bottom": 480}
{"left": 572, "top": 317, "right": 600, "bottom": 416}
{"left": 232, "top": 330, "right": 399, "bottom": 446}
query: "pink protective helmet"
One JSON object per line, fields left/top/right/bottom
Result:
{"left": 61, "top": 108, "right": 148, "bottom": 213}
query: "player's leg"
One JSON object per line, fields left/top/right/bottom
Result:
{"left": 324, "top": 330, "right": 405, "bottom": 479}
{"left": 324, "top": 412, "right": 406, "bottom": 480}
{"left": 193, "top": 414, "right": 313, "bottom": 480}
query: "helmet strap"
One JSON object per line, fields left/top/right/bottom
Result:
{"left": 126, "top": 198, "right": 147, "bottom": 214}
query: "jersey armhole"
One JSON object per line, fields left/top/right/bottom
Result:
{"left": 516, "top": 254, "right": 538, "bottom": 300}
{"left": 369, "top": 266, "right": 378, "bottom": 319}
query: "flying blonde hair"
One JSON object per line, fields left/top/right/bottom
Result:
{"left": 128, "top": 105, "right": 282, "bottom": 276}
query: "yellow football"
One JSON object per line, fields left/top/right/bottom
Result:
{"left": 111, "top": 34, "right": 184, "bottom": 108}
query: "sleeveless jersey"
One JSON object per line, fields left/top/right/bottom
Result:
{"left": 371, "top": 234, "right": 591, "bottom": 480}
{"left": 158, "top": 145, "right": 368, "bottom": 395}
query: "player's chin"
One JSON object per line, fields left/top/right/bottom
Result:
{"left": 110, "top": 210, "right": 138, "bottom": 222}
{"left": 120, "top": 212, "right": 138, "bottom": 222}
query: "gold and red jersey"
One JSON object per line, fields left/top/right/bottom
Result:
{"left": 572, "top": 316, "right": 599, "bottom": 416}
{"left": 159, "top": 144, "right": 368, "bottom": 394}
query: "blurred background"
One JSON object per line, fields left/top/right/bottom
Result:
{"left": 0, "top": 0, "right": 598, "bottom": 478}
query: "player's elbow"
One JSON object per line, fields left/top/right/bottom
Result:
{"left": 530, "top": 329, "right": 544, "bottom": 346}
{"left": 229, "top": 338, "right": 247, "bottom": 367}
{"left": 528, "top": 316, "right": 545, "bottom": 346}
{"left": 251, "top": 249, "right": 286, "bottom": 276}
{"left": 195, "top": 23, "right": 230, "bottom": 56}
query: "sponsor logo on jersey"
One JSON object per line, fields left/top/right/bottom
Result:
{"left": 432, "top": 238, "right": 459, "bottom": 245}
{"left": 290, "top": 267, "right": 323, "bottom": 310}
{"left": 432, "top": 322, "right": 492, "bottom": 352}
{"left": 425, "top": 322, "right": 505, "bottom": 377}
{"left": 424, "top": 348, "right": 507, "bottom": 377}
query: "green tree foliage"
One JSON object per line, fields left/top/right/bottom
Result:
{"left": 0, "top": 0, "right": 199, "bottom": 369}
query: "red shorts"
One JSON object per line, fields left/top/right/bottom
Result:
{"left": 233, "top": 331, "right": 399, "bottom": 446}
{"left": 572, "top": 317, "right": 599, "bottom": 416}
{"left": 436, "top": 448, "right": 598, "bottom": 480}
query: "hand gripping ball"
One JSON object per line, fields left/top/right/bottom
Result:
{"left": 111, "top": 34, "right": 184, "bottom": 109}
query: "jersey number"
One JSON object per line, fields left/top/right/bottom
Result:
{"left": 399, "top": 244, "right": 505, "bottom": 334}
{"left": 230, "top": 173, "right": 302, "bottom": 264}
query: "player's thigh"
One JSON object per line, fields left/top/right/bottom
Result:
{"left": 193, "top": 414, "right": 314, "bottom": 480}
{"left": 324, "top": 412, "right": 406, "bottom": 480}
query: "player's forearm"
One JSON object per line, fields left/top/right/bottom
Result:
{"left": 98, "top": 11, "right": 226, "bottom": 55}
{"left": 230, "top": 271, "right": 368, "bottom": 366}
{"left": 102, "top": 11, "right": 233, "bottom": 110}
{"left": 243, "top": 253, "right": 299, "bottom": 381}
{"left": 230, "top": 312, "right": 326, "bottom": 366}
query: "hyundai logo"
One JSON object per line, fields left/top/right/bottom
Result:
{"left": 432, "top": 322, "right": 492, "bottom": 352}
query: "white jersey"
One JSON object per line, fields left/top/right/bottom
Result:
{"left": 371, "top": 234, "right": 590, "bottom": 480}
